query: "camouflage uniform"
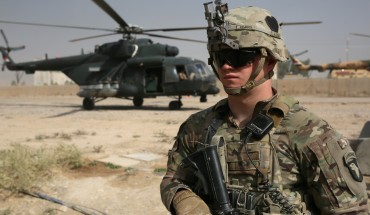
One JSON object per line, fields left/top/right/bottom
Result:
{"left": 160, "top": 92, "right": 369, "bottom": 214}
{"left": 161, "top": 4, "right": 368, "bottom": 214}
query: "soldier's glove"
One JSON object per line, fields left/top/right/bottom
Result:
{"left": 172, "top": 189, "right": 211, "bottom": 215}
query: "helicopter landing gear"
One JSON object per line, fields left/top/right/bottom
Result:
{"left": 200, "top": 94, "right": 207, "bottom": 103}
{"left": 83, "top": 97, "right": 95, "bottom": 110}
{"left": 169, "top": 98, "right": 183, "bottom": 110}
{"left": 133, "top": 96, "right": 144, "bottom": 107}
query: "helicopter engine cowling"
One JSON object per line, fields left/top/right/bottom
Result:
{"left": 136, "top": 43, "right": 179, "bottom": 57}
{"left": 165, "top": 45, "right": 179, "bottom": 57}
{"left": 95, "top": 40, "right": 137, "bottom": 59}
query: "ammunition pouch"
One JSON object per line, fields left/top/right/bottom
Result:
{"left": 228, "top": 188, "right": 259, "bottom": 215}
{"left": 227, "top": 185, "right": 293, "bottom": 215}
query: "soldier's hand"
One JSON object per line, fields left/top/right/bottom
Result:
{"left": 172, "top": 189, "right": 211, "bottom": 215}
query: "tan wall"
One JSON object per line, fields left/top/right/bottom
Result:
{"left": 0, "top": 85, "right": 79, "bottom": 97}
{"left": 0, "top": 78, "right": 369, "bottom": 97}
{"left": 272, "top": 78, "right": 370, "bottom": 97}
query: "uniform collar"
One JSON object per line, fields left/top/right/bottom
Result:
{"left": 212, "top": 88, "right": 287, "bottom": 119}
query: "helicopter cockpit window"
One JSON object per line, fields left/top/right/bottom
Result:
{"left": 203, "top": 64, "right": 214, "bottom": 75}
{"left": 176, "top": 65, "right": 188, "bottom": 80}
{"left": 195, "top": 63, "right": 207, "bottom": 76}
{"left": 185, "top": 64, "right": 199, "bottom": 80}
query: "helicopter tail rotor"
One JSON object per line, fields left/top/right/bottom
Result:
{"left": 0, "top": 29, "right": 25, "bottom": 70}
{"left": 0, "top": 29, "right": 25, "bottom": 53}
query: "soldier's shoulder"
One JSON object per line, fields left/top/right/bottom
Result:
{"left": 284, "top": 102, "right": 323, "bottom": 129}
{"left": 278, "top": 96, "right": 337, "bottom": 145}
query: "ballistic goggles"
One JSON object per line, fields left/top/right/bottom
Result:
{"left": 212, "top": 49, "right": 260, "bottom": 68}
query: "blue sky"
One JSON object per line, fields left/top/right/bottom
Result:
{"left": 1, "top": 0, "right": 369, "bottom": 85}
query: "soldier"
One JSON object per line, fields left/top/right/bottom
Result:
{"left": 160, "top": 2, "right": 369, "bottom": 215}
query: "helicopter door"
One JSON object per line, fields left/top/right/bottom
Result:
{"left": 145, "top": 67, "right": 163, "bottom": 93}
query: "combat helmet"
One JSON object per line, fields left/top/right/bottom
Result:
{"left": 204, "top": 2, "right": 288, "bottom": 95}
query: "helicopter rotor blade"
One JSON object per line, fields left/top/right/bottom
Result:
{"left": 1, "top": 29, "right": 9, "bottom": 47}
{"left": 91, "top": 0, "right": 129, "bottom": 30}
{"left": 69, "top": 32, "right": 120, "bottom": 42}
{"left": 8, "top": 45, "right": 26, "bottom": 51}
{"left": 0, "top": 20, "right": 115, "bottom": 32}
{"left": 142, "top": 32, "right": 206, "bottom": 43}
{"left": 280, "top": 21, "right": 322, "bottom": 26}
{"left": 0, "top": 29, "right": 25, "bottom": 52}
{"left": 350, "top": 33, "right": 370, "bottom": 38}
{"left": 143, "top": 27, "right": 207, "bottom": 32}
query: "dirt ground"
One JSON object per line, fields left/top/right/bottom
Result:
{"left": 0, "top": 89, "right": 369, "bottom": 215}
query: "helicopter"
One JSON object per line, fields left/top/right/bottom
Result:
{"left": 290, "top": 32, "right": 370, "bottom": 77}
{"left": 0, "top": 0, "right": 323, "bottom": 110}
{"left": 290, "top": 54, "right": 370, "bottom": 79}
{"left": 0, "top": 0, "right": 220, "bottom": 110}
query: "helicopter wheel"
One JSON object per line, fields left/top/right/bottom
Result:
{"left": 83, "top": 97, "right": 95, "bottom": 110}
{"left": 133, "top": 96, "right": 144, "bottom": 107}
{"left": 169, "top": 100, "right": 182, "bottom": 110}
{"left": 200, "top": 94, "right": 207, "bottom": 103}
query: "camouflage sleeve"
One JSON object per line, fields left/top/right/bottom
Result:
{"left": 159, "top": 116, "right": 204, "bottom": 212}
{"left": 287, "top": 107, "right": 369, "bottom": 214}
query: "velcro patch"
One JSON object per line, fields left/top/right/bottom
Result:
{"left": 343, "top": 151, "right": 363, "bottom": 182}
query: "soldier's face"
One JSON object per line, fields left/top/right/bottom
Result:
{"left": 216, "top": 55, "right": 261, "bottom": 89}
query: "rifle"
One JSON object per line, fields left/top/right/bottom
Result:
{"left": 181, "top": 144, "right": 238, "bottom": 215}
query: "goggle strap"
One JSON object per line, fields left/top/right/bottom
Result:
{"left": 249, "top": 55, "right": 265, "bottom": 81}
{"left": 248, "top": 47, "right": 267, "bottom": 82}
{"left": 209, "top": 57, "right": 220, "bottom": 79}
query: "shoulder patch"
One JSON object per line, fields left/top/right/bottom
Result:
{"left": 344, "top": 151, "right": 363, "bottom": 182}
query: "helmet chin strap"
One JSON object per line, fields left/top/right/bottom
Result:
{"left": 224, "top": 48, "right": 273, "bottom": 96}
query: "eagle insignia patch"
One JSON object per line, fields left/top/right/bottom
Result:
{"left": 344, "top": 151, "right": 363, "bottom": 182}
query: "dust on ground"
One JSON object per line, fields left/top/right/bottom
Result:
{"left": 0, "top": 91, "right": 369, "bottom": 215}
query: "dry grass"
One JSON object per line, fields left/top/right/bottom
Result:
{"left": 0, "top": 143, "right": 82, "bottom": 193}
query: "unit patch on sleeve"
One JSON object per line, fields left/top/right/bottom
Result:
{"left": 343, "top": 151, "right": 363, "bottom": 182}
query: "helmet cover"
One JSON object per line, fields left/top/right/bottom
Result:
{"left": 207, "top": 6, "right": 288, "bottom": 62}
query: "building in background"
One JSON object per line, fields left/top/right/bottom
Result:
{"left": 34, "top": 71, "right": 73, "bottom": 86}
{"left": 32, "top": 56, "right": 74, "bottom": 86}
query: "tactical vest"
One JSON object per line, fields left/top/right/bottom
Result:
{"left": 206, "top": 95, "right": 310, "bottom": 214}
